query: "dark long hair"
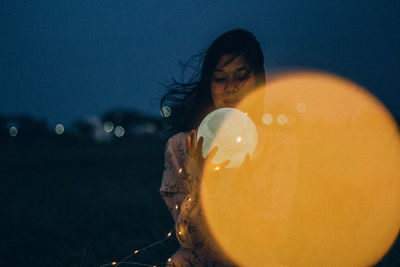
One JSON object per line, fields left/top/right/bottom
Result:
{"left": 160, "top": 29, "right": 266, "bottom": 132}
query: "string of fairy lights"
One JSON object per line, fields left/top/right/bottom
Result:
{"left": 100, "top": 229, "right": 176, "bottom": 266}
{"left": 99, "top": 219, "right": 176, "bottom": 267}
{"left": 100, "top": 166, "right": 199, "bottom": 267}
{"left": 99, "top": 134, "right": 248, "bottom": 266}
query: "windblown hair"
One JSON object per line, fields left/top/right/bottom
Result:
{"left": 160, "top": 29, "right": 266, "bottom": 132}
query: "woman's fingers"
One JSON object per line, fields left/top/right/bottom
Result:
{"left": 191, "top": 130, "right": 198, "bottom": 157}
{"left": 206, "top": 145, "right": 219, "bottom": 162}
{"left": 237, "top": 154, "right": 251, "bottom": 174}
{"left": 197, "top": 136, "right": 204, "bottom": 159}
{"left": 186, "top": 135, "right": 191, "bottom": 152}
{"left": 219, "top": 159, "right": 231, "bottom": 169}
{"left": 187, "top": 130, "right": 198, "bottom": 157}
{"left": 242, "top": 153, "right": 250, "bottom": 168}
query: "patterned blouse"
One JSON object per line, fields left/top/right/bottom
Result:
{"left": 160, "top": 132, "right": 236, "bottom": 266}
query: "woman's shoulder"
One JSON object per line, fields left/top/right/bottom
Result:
{"left": 161, "top": 131, "right": 191, "bottom": 194}
{"left": 165, "top": 131, "right": 190, "bottom": 155}
{"left": 167, "top": 131, "right": 190, "bottom": 144}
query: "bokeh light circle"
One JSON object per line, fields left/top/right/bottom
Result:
{"left": 103, "top": 121, "right": 114, "bottom": 132}
{"left": 200, "top": 71, "right": 400, "bottom": 267}
{"left": 262, "top": 113, "right": 273, "bottom": 125}
{"left": 55, "top": 124, "right": 64, "bottom": 135}
{"left": 114, "top": 126, "right": 125, "bottom": 137}
{"left": 161, "top": 106, "right": 172, "bottom": 118}
{"left": 276, "top": 114, "right": 288, "bottom": 125}
{"left": 9, "top": 126, "right": 18, "bottom": 137}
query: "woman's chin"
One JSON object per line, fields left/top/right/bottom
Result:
{"left": 221, "top": 102, "right": 239, "bottom": 109}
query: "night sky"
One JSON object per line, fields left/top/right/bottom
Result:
{"left": 1, "top": 0, "right": 399, "bottom": 128}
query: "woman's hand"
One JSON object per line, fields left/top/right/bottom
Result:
{"left": 184, "top": 130, "right": 229, "bottom": 194}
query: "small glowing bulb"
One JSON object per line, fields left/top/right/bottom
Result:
{"left": 236, "top": 136, "right": 242, "bottom": 143}
{"left": 112, "top": 262, "right": 117, "bottom": 266}
{"left": 175, "top": 205, "right": 179, "bottom": 210}
{"left": 134, "top": 250, "right": 139, "bottom": 254}
{"left": 178, "top": 231, "right": 182, "bottom": 235}
{"left": 168, "top": 258, "right": 172, "bottom": 262}
{"left": 214, "top": 166, "right": 220, "bottom": 171}
{"left": 167, "top": 232, "right": 172, "bottom": 237}
{"left": 188, "top": 197, "right": 192, "bottom": 202}
{"left": 178, "top": 168, "right": 182, "bottom": 174}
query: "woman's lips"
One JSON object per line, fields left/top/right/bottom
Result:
{"left": 222, "top": 99, "right": 240, "bottom": 107}
{"left": 223, "top": 99, "right": 239, "bottom": 103}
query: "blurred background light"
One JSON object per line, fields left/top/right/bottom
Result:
{"left": 277, "top": 114, "right": 288, "bottom": 125}
{"left": 296, "top": 102, "right": 307, "bottom": 113}
{"left": 262, "top": 113, "right": 273, "bottom": 125}
{"left": 114, "top": 126, "right": 125, "bottom": 137}
{"left": 55, "top": 124, "right": 64, "bottom": 135}
{"left": 160, "top": 106, "right": 171, "bottom": 118}
{"left": 9, "top": 126, "right": 18, "bottom": 137}
{"left": 104, "top": 121, "right": 114, "bottom": 132}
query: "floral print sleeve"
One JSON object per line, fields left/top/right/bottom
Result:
{"left": 160, "top": 132, "right": 191, "bottom": 223}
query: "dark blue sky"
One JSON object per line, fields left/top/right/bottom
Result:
{"left": 1, "top": 0, "right": 399, "bottom": 127}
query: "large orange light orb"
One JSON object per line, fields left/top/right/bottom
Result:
{"left": 201, "top": 71, "right": 400, "bottom": 266}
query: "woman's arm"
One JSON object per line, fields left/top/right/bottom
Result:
{"left": 160, "top": 134, "right": 190, "bottom": 222}
{"left": 161, "top": 131, "right": 229, "bottom": 249}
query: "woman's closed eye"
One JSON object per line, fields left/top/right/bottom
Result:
{"left": 213, "top": 77, "right": 226, "bottom": 82}
{"left": 236, "top": 75, "right": 249, "bottom": 81}
{"left": 212, "top": 69, "right": 250, "bottom": 83}
{"left": 236, "top": 70, "right": 250, "bottom": 81}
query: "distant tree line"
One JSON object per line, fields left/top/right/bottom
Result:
{"left": 0, "top": 109, "right": 172, "bottom": 144}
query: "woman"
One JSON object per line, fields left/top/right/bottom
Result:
{"left": 160, "top": 29, "right": 266, "bottom": 266}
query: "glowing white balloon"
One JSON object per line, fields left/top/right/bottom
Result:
{"left": 197, "top": 108, "right": 258, "bottom": 168}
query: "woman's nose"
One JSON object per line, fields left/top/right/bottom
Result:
{"left": 224, "top": 79, "right": 239, "bottom": 93}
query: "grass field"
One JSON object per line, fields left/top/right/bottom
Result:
{"left": 0, "top": 140, "right": 398, "bottom": 266}
{"left": 1, "top": 140, "right": 179, "bottom": 266}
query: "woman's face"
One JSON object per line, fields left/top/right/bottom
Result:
{"left": 210, "top": 55, "right": 257, "bottom": 109}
